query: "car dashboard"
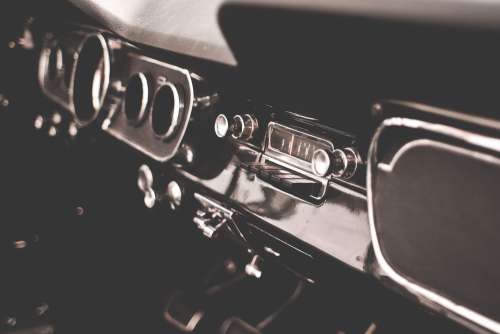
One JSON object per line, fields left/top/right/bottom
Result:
{"left": 1, "top": 1, "right": 500, "bottom": 334}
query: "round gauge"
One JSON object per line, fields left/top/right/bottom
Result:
{"left": 150, "top": 82, "right": 182, "bottom": 139}
{"left": 124, "top": 73, "right": 149, "bottom": 124}
{"left": 47, "top": 46, "right": 63, "bottom": 82}
{"left": 71, "top": 34, "right": 110, "bottom": 126}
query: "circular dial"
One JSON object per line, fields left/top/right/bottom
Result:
{"left": 150, "top": 82, "right": 182, "bottom": 139}
{"left": 72, "top": 34, "right": 110, "bottom": 126}
{"left": 124, "top": 73, "right": 149, "bottom": 124}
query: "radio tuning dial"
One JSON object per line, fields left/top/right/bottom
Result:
{"left": 331, "top": 148, "right": 359, "bottom": 179}
{"left": 214, "top": 114, "right": 229, "bottom": 138}
{"left": 214, "top": 113, "right": 258, "bottom": 140}
{"left": 312, "top": 147, "right": 360, "bottom": 179}
{"left": 311, "top": 149, "right": 332, "bottom": 177}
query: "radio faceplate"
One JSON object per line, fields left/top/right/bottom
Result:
{"left": 265, "top": 122, "right": 334, "bottom": 176}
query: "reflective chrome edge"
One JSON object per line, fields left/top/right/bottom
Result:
{"left": 367, "top": 117, "right": 500, "bottom": 334}
{"left": 104, "top": 54, "right": 194, "bottom": 162}
{"left": 38, "top": 40, "right": 73, "bottom": 111}
{"left": 265, "top": 122, "right": 335, "bottom": 175}
{"left": 150, "top": 81, "right": 181, "bottom": 139}
{"left": 70, "top": 33, "right": 111, "bottom": 127}
{"left": 124, "top": 72, "right": 149, "bottom": 125}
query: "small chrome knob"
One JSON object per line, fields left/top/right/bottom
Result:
{"left": 137, "top": 164, "right": 153, "bottom": 192}
{"left": 214, "top": 114, "right": 229, "bottom": 138}
{"left": 138, "top": 164, "right": 156, "bottom": 208}
{"left": 245, "top": 255, "right": 263, "bottom": 279}
{"left": 166, "top": 180, "right": 182, "bottom": 208}
{"left": 331, "top": 148, "right": 359, "bottom": 179}
{"left": 311, "top": 149, "right": 332, "bottom": 177}
{"left": 34, "top": 115, "right": 44, "bottom": 130}
{"left": 231, "top": 114, "right": 258, "bottom": 140}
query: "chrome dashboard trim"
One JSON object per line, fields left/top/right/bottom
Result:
{"left": 150, "top": 81, "right": 182, "bottom": 139}
{"left": 265, "top": 122, "right": 335, "bottom": 175}
{"left": 38, "top": 31, "right": 111, "bottom": 128}
{"left": 367, "top": 117, "right": 500, "bottom": 334}
{"left": 104, "top": 54, "right": 194, "bottom": 162}
{"left": 70, "top": 33, "right": 111, "bottom": 127}
{"left": 124, "top": 72, "right": 149, "bottom": 125}
{"left": 38, "top": 37, "right": 73, "bottom": 111}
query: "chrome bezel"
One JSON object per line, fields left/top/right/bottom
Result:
{"left": 70, "top": 33, "right": 111, "bottom": 127}
{"left": 124, "top": 72, "right": 149, "bottom": 125}
{"left": 367, "top": 117, "right": 500, "bottom": 334}
{"left": 150, "top": 81, "right": 182, "bottom": 140}
{"left": 231, "top": 115, "right": 245, "bottom": 139}
{"left": 265, "top": 122, "right": 335, "bottom": 175}
{"left": 38, "top": 38, "right": 72, "bottom": 110}
{"left": 214, "top": 114, "right": 229, "bottom": 138}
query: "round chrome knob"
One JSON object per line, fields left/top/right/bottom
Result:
{"left": 214, "top": 114, "right": 229, "bottom": 138}
{"left": 137, "top": 164, "right": 153, "bottom": 192}
{"left": 166, "top": 180, "right": 182, "bottom": 208}
{"left": 231, "top": 114, "right": 258, "bottom": 140}
{"left": 143, "top": 188, "right": 156, "bottom": 209}
{"left": 311, "top": 149, "right": 331, "bottom": 177}
{"left": 331, "top": 148, "right": 359, "bottom": 179}
{"left": 137, "top": 164, "right": 157, "bottom": 208}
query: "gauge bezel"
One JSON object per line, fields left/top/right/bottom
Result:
{"left": 150, "top": 81, "right": 182, "bottom": 140}
{"left": 70, "top": 33, "right": 111, "bottom": 127}
{"left": 124, "top": 72, "right": 149, "bottom": 125}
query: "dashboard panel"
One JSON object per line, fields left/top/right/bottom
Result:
{"left": 4, "top": 1, "right": 500, "bottom": 334}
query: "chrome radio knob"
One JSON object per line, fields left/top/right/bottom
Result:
{"left": 214, "top": 114, "right": 229, "bottom": 138}
{"left": 231, "top": 114, "right": 258, "bottom": 140}
{"left": 214, "top": 113, "right": 259, "bottom": 140}
{"left": 311, "top": 149, "right": 332, "bottom": 177}
{"left": 331, "top": 148, "right": 359, "bottom": 179}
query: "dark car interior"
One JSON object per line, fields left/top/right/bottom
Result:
{"left": 1, "top": 1, "right": 500, "bottom": 333}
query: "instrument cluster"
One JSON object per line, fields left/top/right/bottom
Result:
{"left": 38, "top": 26, "right": 195, "bottom": 161}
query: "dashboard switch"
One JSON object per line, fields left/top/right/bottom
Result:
{"left": 193, "top": 212, "right": 227, "bottom": 239}
{"left": 166, "top": 180, "right": 183, "bottom": 209}
{"left": 137, "top": 164, "right": 157, "bottom": 208}
{"left": 245, "top": 255, "right": 263, "bottom": 279}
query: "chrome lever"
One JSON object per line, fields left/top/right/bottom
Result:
{"left": 193, "top": 211, "right": 228, "bottom": 239}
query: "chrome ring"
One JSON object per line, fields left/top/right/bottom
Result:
{"left": 124, "top": 72, "right": 149, "bottom": 124}
{"left": 150, "top": 82, "right": 182, "bottom": 139}
{"left": 70, "top": 33, "right": 111, "bottom": 127}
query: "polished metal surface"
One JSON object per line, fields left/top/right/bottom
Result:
{"left": 71, "top": 33, "right": 111, "bottom": 127}
{"left": 137, "top": 164, "right": 156, "bottom": 208}
{"left": 105, "top": 54, "right": 194, "bottom": 162}
{"left": 124, "top": 72, "right": 149, "bottom": 124}
{"left": 231, "top": 114, "right": 258, "bottom": 140}
{"left": 265, "top": 122, "right": 334, "bottom": 181}
{"left": 38, "top": 30, "right": 111, "bottom": 127}
{"left": 331, "top": 148, "right": 359, "bottom": 179}
{"left": 181, "top": 152, "right": 370, "bottom": 271}
{"left": 311, "top": 149, "right": 331, "bottom": 177}
{"left": 215, "top": 114, "right": 229, "bottom": 138}
{"left": 166, "top": 180, "right": 183, "bottom": 208}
